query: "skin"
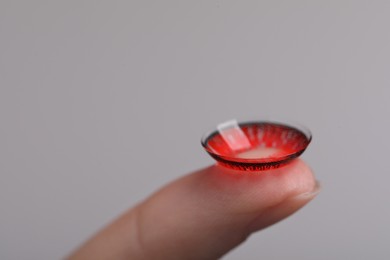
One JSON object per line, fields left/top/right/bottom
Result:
{"left": 68, "top": 159, "right": 320, "bottom": 260}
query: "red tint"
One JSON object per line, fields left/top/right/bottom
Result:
{"left": 202, "top": 121, "right": 311, "bottom": 171}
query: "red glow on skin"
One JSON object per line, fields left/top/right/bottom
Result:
{"left": 202, "top": 122, "right": 311, "bottom": 171}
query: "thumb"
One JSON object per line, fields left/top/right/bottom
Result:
{"left": 68, "top": 159, "right": 319, "bottom": 260}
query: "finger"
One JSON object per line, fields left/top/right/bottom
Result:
{"left": 68, "top": 159, "right": 319, "bottom": 260}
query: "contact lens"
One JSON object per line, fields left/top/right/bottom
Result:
{"left": 201, "top": 120, "right": 312, "bottom": 171}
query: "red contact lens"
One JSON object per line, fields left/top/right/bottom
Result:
{"left": 201, "top": 120, "right": 312, "bottom": 171}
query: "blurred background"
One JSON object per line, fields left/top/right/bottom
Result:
{"left": 1, "top": 1, "right": 389, "bottom": 259}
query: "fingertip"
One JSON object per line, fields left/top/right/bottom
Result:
{"left": 191, "top": 159, "right": 317, "bottom": 215}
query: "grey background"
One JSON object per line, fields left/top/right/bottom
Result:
{"left": 1, "top": 1, "right": 389, "bottom": 259}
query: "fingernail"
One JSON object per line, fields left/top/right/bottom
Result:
{"left": 290, "top": 180, "right": 321, "bottom": 201}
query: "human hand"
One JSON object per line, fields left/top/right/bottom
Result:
{"left": 68, "top": 159, "right": 319, "bottom": 260}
